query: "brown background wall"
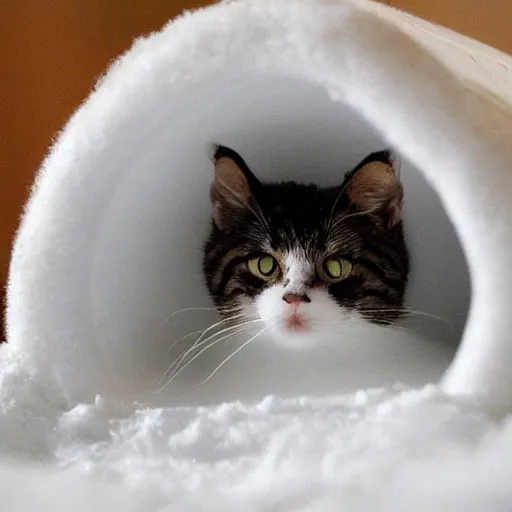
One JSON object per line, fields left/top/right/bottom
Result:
{"left": 2, "top": 0, "right": 512, "bottom": 338}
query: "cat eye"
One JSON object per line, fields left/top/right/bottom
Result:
{"left": 323, "top": 258, "right": 352, "bottom": 282}
{"left": 248, "top": 255, "right": 278, "bottom": 279}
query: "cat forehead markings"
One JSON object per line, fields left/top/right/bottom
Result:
{"left": 273, "top": 226, "right": 321, "bottom": 251}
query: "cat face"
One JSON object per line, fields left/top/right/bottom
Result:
{"left": 203, "top": 145, "right": 409, "bottom": 349}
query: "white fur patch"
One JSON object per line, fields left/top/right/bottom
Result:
{"left": 283, "top": 251, "right": 312, "bottom": 295}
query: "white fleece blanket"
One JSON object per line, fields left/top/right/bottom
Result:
{"left": 4, "top": 0, "right": 512, "bottom": 510}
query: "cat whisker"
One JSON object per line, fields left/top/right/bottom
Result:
{"left": 168, "top": 330, "right": 204, "bottom": 352}
{"left": 194, "top": 323, "right": 271, "bottom": 387}
{"left": 373, "top": 321, "right": 418, "bottom": 336}
{"left": 253, "top": 207, "right": 271, "bottom": 234}
{"left": 328, "top": 205, "right": 381, "bottom": 235}
{"left": 172, "top": 322, "right": 262, "bottom": 383}
{"left": 402, "top": 308, "right": 454, "bottom": 328}
{"left": 156, "top": 314, "right": 245, "bottom": 385}
{"left": 155, "top": 320, "right": 262, "bottom": 393}
{"left": 155, "top": 332, "right": 244, "bottom": 394}
{"left": 155, "top": 320, "right": 260, "bottom": 393}
{"left": 189, "top": 312, "right": 251, "bottom": 346}
{"left": 326, "top": 178, "right": 353, "bottom": 233}
{"left": 158, "top": 306, "right": 218, "bottom": 331}
{"left": 160, "top": 314, "right": 250, "bottom": 382}
{"left": 159, "top": 304, "right": 246, "bottom": 332}
{"left": 361, "top": 307, "right": 453, "bottom": 330}
{"left": 170, "top": 306, "right": 218, "bottom": 316}
{"left": 222, "top": 183, "right": 270, "bottom": 235}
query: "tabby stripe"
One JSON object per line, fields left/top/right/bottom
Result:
{"left": 361, "top": 289, "right": 393, "bottom": 301}
{"left": 217, "top": 251, "right": 263, "bottom": 295}
{"left": 354, "top": 258, "right": 404, "bottom": 291}
{"left": 217, "top": 256, "right": 249, "bottom": 295}
{"left": 225, "top": 287, "right": 244, "bottom": 298}
{"left": 366, "top": 245, "right": 402, "bottom": 271}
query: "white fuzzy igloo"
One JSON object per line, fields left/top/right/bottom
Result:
{"left": 3, "top": 1, "right": 512, "bottom": 510}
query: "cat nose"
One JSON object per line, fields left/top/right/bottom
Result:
{"left": 282, "top": 293, "right": 311, "bottom": 305}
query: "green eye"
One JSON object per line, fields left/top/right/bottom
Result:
{"left": 248, "top": 255, "right": 277, "bottom": 279}
{"left": 324, "top": 258, "right": 352, "bottom": 281}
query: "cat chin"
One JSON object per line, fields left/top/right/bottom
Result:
{"left": 263, "top": 328, "right": 322, "bottom": 351}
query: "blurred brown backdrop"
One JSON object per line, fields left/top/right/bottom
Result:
{"left": 2, "top": 0, "right": 512, "bottom": 338}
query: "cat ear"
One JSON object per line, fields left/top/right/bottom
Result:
{"left": 345, "top": 151, "right": 403, "bottom": 228}
{"left": 210, "top": 145, "right": 259, "bottom": 232}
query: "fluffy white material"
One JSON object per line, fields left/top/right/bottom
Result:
{"left": 2, "top": 357, "right": 512, "bottom": 512}
{"left": 7, "top": 0, "right": 473, "bottom": 404}
{"left": 3, "top": 0, "right": 512, "bottom": 509}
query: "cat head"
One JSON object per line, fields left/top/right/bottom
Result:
{"left": 203, "top": 145, "right": 409, "bottom": 349}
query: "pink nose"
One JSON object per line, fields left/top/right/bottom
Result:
{"left": 282, "top": 293, "right": 311, "bottom": 304}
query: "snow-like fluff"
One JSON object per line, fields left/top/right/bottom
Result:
{"left": 2, "top": 369, "right": 511, "bottom": 512}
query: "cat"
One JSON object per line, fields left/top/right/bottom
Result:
{"left": 202, "top": 145, "right": 409, "bottom": 351}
